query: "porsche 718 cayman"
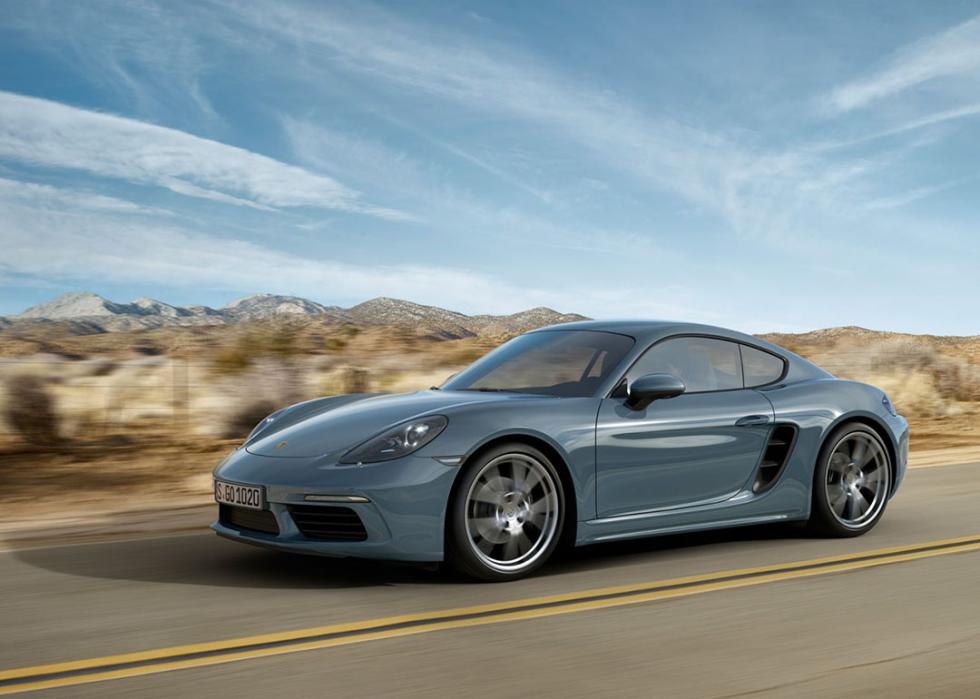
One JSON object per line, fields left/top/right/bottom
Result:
{"left": 213, "top": 321, "right": 908, "bottom": 580}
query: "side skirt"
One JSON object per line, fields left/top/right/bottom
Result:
{"left": 576, "top": 512, "right": 799, "bottom": 546}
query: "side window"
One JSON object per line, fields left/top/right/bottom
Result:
{"left": 628, "top": 337, "right": 743, "bottom": 392}
{"left": 741, "top": 345, "right": 785, "bottom": 387}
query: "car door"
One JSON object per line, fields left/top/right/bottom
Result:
{"left": 595, "top": 336, "right": 774, "bottom": 518}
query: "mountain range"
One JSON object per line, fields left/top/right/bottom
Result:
{"left": 5, "top": 292, "right": 588, "bottom": 338}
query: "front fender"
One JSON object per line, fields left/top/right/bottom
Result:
{"left": 432, "top": 397, "right": 601, "bottom": 522}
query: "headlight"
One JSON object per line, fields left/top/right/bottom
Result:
{"left": 882, "top": 394, "right": 898, "bottom": 417}
{"left": 340, "top": 415, "right": 448, "bottom": 464}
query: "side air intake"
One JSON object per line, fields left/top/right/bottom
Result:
{"left": 753, "top": 424, "right": 797, "bottom": 493}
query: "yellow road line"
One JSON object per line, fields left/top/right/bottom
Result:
{"left": 2, "top": 534, "right": 979, "bottom": 695}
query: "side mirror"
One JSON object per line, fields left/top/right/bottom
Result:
{"left": 625, "top": 373, "right": 686, "bottom": 411}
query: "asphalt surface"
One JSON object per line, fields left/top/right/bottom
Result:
{"left": 1, "top": 460, "right": 979, "bottom": 697}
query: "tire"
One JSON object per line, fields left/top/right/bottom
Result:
{"left": 808, "top": 423, "right": 892, "bottom": 537}
{"left": 447, "top": 443, "right": 565, "bottom": 581}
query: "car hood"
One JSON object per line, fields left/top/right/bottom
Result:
{"left": 244, "top": 390, "right": 532, "bottom": 458}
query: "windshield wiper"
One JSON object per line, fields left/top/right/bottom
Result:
{"left": 460, "top": 387, "right": 518, "bottom": 393}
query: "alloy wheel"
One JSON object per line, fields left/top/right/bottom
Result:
{"left": 464, "top": 452, "right": 560, "bottom": 574}
{"left": 824, "top": 431, "right": 890, "bottom": 529}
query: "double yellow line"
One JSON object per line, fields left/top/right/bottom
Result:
{"left": 3, "top": 534, "right": 979, "bottom": 695}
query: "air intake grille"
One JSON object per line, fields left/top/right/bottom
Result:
{"left": 288, "top": 505, "right": 368, "bottom": 541}
{"left": 754, "top": 424, "right": 797, "bottom": 493}
{"left": 219, "top": 504, "right": 280, "bottom": 535}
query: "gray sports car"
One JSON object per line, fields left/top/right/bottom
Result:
{"left": 212, "top": 321, "right": 909, "bottom": 580}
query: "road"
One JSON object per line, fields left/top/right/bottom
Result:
{"left": 1, "top": 460, "right": 978, "bottom": 697}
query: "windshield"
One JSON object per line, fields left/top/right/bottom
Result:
{"left": 442, "top": 330, "right": 635, "bottom": 397}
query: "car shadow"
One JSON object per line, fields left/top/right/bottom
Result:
{"left": 12, "top": 522, "right": 808, "bottom": 590}
{"left": 12, "top": 533, "right": 447, "bottom": 589}
{"left": 544, "top": 522, "right": 805, "bottom": 578}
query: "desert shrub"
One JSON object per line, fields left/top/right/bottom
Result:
{"left": 133, "top": 341, "right": 163, "bottom": 356}
{"left": 262, "top": 326, "right": 299, "bottom": 358}
{"left": 87, "top": 359, "right": 118, "bottom": 377}
{"left": 321, "top": 366, "right": 370, "bottom": 395}
{"left": 933, "top": 361, "right": 980, "bottom": 402}
{"left": 864, "top": 371, "right": 950, "bottom": 418}
{"left": 339, "top": 366, "right": 370, "bottom": 393}
{"left": 868, "top": 339, "right": 936, "bottom": 373}
{"left": 375, "top": 373, "right": 403, "bottom": 391}
{"left": 324, "top": 337, "right": 348, "bottom": 352}
{"left": 212, "top": 344, "right": 253, "bottom": 375}
{"left": 212, "top": 329, "right": 299, "bottom": 375}
{"left": 867, "top": 340, "right": 980, "bottom": 404}
{"left": 776, "top": 341, "right": 805, "bottom": 357}
{"left": 222, "top": 399, "right": 278, "bottom": 439}
{"left": 212, "top": 359, "right": 308, "bottom": 438}
{"left": 451, "top": 346, "right": 487, "bottom": 365}
{"left": 3, "top": 374, "right": 60, "bottom": 445}
{"left": 435, "top": 343, "right": 490, "bottom": 367}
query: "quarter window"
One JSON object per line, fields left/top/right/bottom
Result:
{"left": 627, "top": 337, "right": 743, "bottom": 392}
{"left": 740, "top": 345, "right": 785, "bottom": 387}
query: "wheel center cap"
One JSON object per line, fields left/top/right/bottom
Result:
{"left": 499, "top": 497, "right": 529, "bottom": 525}
{"left": 501, "top": 492, "right": 526, "bottom": 521}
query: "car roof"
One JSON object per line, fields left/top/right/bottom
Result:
{"left": 530, "top": 319, "right": 762, "bottom": 346}
{"left": 529, "top": 319, "right": 834, "bottom": 383}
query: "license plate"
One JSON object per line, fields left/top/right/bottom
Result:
{"left": 214, "top": 480, "right": 265, "bottom": 510}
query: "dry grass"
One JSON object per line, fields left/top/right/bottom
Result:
{"left": 0, "top": 434, "right": 235, "bottom": 507}
{"left": 0, "top": 321, "right": 978, "bottom": 517}
{"left": 763, "top": 333, "right": 980, "bottom": 419}
{"left": 2, "top": 374, "right": 60, "bottom": 446}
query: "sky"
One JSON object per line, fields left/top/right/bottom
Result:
{"left": 0, "top": 0, "right": 978, "bottom": 334}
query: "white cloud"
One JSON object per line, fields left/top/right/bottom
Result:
{"left": 282, "top": 117, "right": 684, "bottom": 258}
{"left": 0, "top": 177, "right": 167, "bottom": 215}
{"left": 0, "top": 1, "right": 217, "bottom": 119}
{"left": 0, "top": 191, "right": 564, "bottom": 314}
{"left": 0, "top": 183, "right": 736, "bottom": 322}
{"left": 226, "top": 3, "right": 896, "bottom": 246}
{"left": 156, "top": 178, "right": 276, "bottom": 212}
{"left": 221, "top": 3, "right": 751, "bottom": 221}
{"left": 863, "top": 176, "right": 974, "bottom": 211}
{"left": 875, "top": 100, "right": 980, "bottom": 135}
{"left": 5, "top": 2, "right": 906, "bottom": 247}
{"left": 818, "top": 102, "right": 980, "bottom": 151}
{"left": 0, "top": 90, "right": 409, "bottom": 220}
{"left": 825, "top": 13, "right": 980, "bottom": 114}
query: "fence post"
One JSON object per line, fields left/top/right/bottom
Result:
{"left": 172, "top": 349, "right": 189, "bottom": 433}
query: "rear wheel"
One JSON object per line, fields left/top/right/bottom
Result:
{"left": 809, "top": 423, "right": 891, "bottom": 537}
{"left": 447, "top": 443, "right": 564, "bottom": 581}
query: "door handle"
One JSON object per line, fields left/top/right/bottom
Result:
{"left": 735, "top": 414, "right": 771, "bottom": 428}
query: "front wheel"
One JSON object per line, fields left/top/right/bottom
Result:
{"left": 447, "top": 443, "right": 564, "bottom": 581}
{"left": 809, "top": 423, "right": 892, "bottom": 537}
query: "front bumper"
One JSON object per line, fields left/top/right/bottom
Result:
{"left": 211, "top": 448, "right": 460, "bottom": 562}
